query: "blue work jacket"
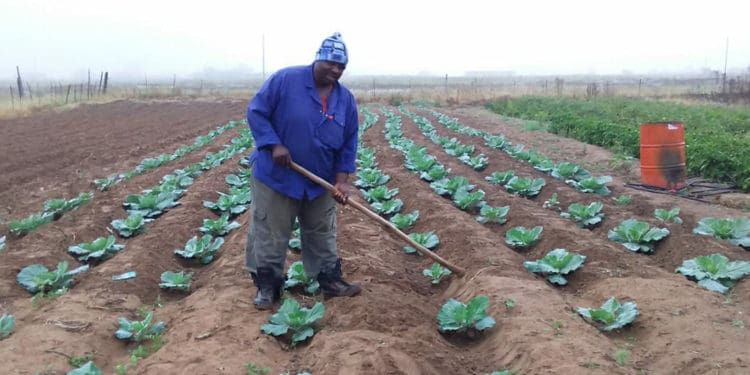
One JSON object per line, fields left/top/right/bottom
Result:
{"left": 247, "top": 64, "right": 359, "bottom": 201}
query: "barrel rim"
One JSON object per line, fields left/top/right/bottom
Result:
{"left": 640, "top": 122, "right": 684, "bottom": 126}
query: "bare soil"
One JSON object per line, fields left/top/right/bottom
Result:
{"left": 0, "top": 100, "right": 748, "bottom": 375}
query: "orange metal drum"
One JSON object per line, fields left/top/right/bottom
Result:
{"left": 639, "top": 122, "right": 686, "bottom": 190}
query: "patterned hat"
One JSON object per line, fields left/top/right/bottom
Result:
{"left": 315, "top": 32, "right": 348, "bottom": 65}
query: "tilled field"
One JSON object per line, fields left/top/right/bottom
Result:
{"left": 0, "top": 100, "right": 748, "bottom": 375}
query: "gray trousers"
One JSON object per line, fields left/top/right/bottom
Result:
{"left": 245, "top": 176, "right": 339, "bottom": 278}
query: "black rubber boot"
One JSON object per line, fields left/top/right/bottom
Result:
{"left": 317, "top": 259, "right": 362, "bottom": 298}
{"left": 251, "top": 267, "right": 283, "bottom": 310}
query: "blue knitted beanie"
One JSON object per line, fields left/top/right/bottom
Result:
{"left": 315, "top": 32, "right": 348, "bottom": 65}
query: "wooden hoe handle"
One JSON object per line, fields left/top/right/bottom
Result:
{"left": 289, "top": 161, "right": 466, "bottom": 276}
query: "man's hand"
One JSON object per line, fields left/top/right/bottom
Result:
{"left": 271, "top": 144, "right": 291, "bottom": 167}
{"left": 333, "top": 181, "right": 350, "bottom": 204}
{"left": 333, "top": 172, "right": 350, "bottom": 204}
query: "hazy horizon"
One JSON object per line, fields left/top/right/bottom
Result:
{"left": 2, "top": 0, "right": 749, "bottom": 82}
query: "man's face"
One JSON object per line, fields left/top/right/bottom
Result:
{"left": 315, "top": 61, "right": 346, "bottom": 86}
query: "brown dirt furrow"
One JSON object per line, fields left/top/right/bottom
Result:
{"left": 0, "top": 99, "right": 246, "bottom": 223}
{"left": 414, "top": 105, "right": 750, "bottom": 374}
{"left": 0, "top": 124, "right": 244, "bottom": 301}
{"left": 0, "top": 100, "right": 748, "bottom": 375}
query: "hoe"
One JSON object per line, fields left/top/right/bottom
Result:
{"left": 290, "top": 161, "right": 466, "bottom": 276}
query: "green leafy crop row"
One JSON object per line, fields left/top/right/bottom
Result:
{"left": 486, "top": 97, "right": 750, "bottom": 190}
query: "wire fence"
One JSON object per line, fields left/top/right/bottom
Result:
{"left": 2, "top": 69, "right": 749, "bottom": 115}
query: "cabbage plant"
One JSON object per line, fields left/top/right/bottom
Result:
{"left": 654, "top": 208, "right": 683, "bottom": 224}
{"left": 437, "top": 295, "right": 496, "bottom": 333}
{"left": 354, "top": 168, "right": 391, "bottom": 189}
{"left": 551, "top": 162, "right": 591, "bottom": 181}
{"left": 0, "top": 314, "right": 14, "bottom": 339}
{"left": 484, "top": 171, "right": 515, "bottom": 185}
{"left": 95, "top": 173, "right": 125, "bottom": 191}
{"left": 62, "top": 192, "right": 93, "bottom": 212}
{"left": 68, "top": 361, "right": 102, "bottom": 375}
{"left": 505, "top": 226, "right": 543, "bottom": 249}
{"left": 476, "top": 205, "right": 510, "bottom": 224}
{"left": 504, "top": 176, "right": 546, "bottom": 197}
{"left": 567, "top": 176, "right": 613, "bottom": 196}
{"left": 430, "top": 176, "right": 475, "bottom": 197}
{"left": 159, "top": 271, "right": 193, "bottom": 291}
{"left": 357, "top": 147, "right": 377, "bottom": 168}
{"left": 459, "top": 154, "right": 489, "bottom": 171}
{"left": 523, "top": 249, "right": 586, "bottom": 285}
{"left": 199, "top": 151, "right": 230, "bottom": 170}
{"left": 8, "top": 213, "right": 53, "bottom": 236}
{"left": 115, "top": 311, "right": 166, "bottom": 343}
{"left": 357, "top": 146, "right": 376, "bottom": 160}
{"left": 225, "top": 169, "right": 251, "bottom": 187}
{"left": 485, "top": 135, "right": 508, "bottom": 149}
{"left": 423, "top": 263, "right": 452, "bottom": 285}
{"left": 404, "top": 231, "right": 440, "bottom": 255}
{"left": 675, "top": 253, "right": 750, "bottom": 294}
{"left": 175, "top": 235, "right": 224, "bottom": 264}
{"left": 287, "top": 225, "right": 302, "bottom": 252}
{"left": 43, "top": 198, "right": 71, "bottom": 218}
{"left": 512, "top": 149, "right": 538, "bottom": 162}
{"left": 123, "top": 191, "right": 181, "bottom": 218}
{"left": 577, "top": 297, "right": 639, "bottom": 331}
{"left": 177, "top": 165, "right": 202, "bottom": 178}
{"left": 693, "top": 218, "right": 750, "bottom": 247}
{"left": 285, "top": 261, "right": 319, "bottom": 294}
{"left": 505, "top": 144, "right": 526, "bottom": 157}
{"left": 561, "top": 202, "right": 604, "bottom": 228}
{"left": 370, "top": 199, "right": 403, "bottom": 216}
{"left": 203, "top": 188, "right": 251, "bottom": 216}
{"left": 612, "top": 195, "right": 632, "bottom": 206}
{"left": 111, "top": 214, "right": 151, "bottom": 238}
{"left": 199, "top": 214, "right": 241, "bottom": 236}
{"left": 532, "top": 157, "right": 555, "bottom": 173}
{"left": 161, "top": 173, "right": 194, "bottom": 189}
{"left": 17, "top": 261, "right": 89, "bottom": 295}
{"left": 261, "top": 298, "right": 325, "bottom": 346}
{"left": 404, "top": 153, "right": 436, "bottom": 172}
{"left": 68, "top": 235, "right": 125, "bottom": 262}
{"left": 389, "top": 211, "right": 419, "bottom": 231}
{"left": 361, "top": 185, "right": 399, "bottom": 203}
{"left": 543, "top": 193, "right": 560, "bottom": 210}
{"left": 420, "top": 165, "right": 451, "bottom": 182}
{"left": 608, "top": 219, "right": 669, "bottom": 253}
{"left": 452, "top": 187, "right": 485, "bottom": 211}
{"left": 445, "top": 143, "right": 475, "bottom": 158}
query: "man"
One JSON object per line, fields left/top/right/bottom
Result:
{"left": 245, "top": 32, "right": 362, "bottom": 310}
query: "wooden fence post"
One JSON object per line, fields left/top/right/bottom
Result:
{"left": 16, "top": 66, "right": 24, "bottom": 98}
{"left": 26, "top": 83, "right": 33, "bottom": 100}
{"left": 98, "top": 72, "right": 103, "bottom": 94}
{"left": 10, "top": 86, "right": 15, "bottom": 110}
{"left": 87, "top": 69, "right": 91, "bottom": 99}
{"left": 66, "top": 84, "right": 71, "bottom": 104}
{"left": 103, "top": 72, "right": 109, "bottom": 94}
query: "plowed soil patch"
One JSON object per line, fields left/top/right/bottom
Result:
{"left": 0, "top": 101, "right": 747, "bottom": 375}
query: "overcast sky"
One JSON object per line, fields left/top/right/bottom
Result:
{"left": 1, "top": 0, "right": 749, "bottom": 81}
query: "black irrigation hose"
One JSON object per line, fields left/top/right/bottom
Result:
{"left": 624, "top": 183, "right": 710, "bottom": 203}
